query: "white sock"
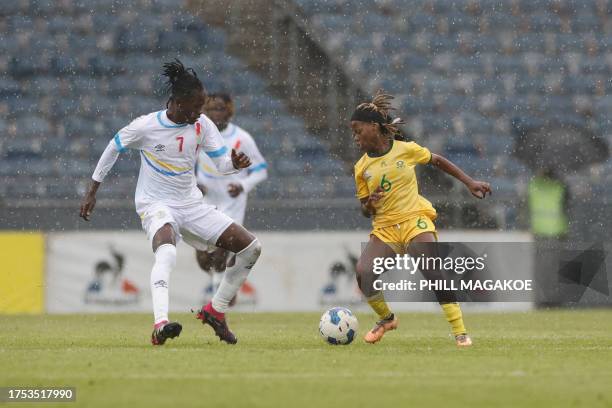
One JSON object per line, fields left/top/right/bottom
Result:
{"left": 151, "top": 244, "right": 176, "bottom": 324}
{"left": 212, "top": 271, "right": 224, "bottom": 293}
{"left": 212, "top": 239, "right": 261, "bottom": 313}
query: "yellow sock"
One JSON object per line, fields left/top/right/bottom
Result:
{"left": 367, "top": 292, "right": 392, "bottom": 320}
{"left": 441, "top": 303, "right": 466, "bottom": 336}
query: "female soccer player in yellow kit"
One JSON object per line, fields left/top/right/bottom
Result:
{"left": 352, "top": 91, "right": 491, "bottom": 346}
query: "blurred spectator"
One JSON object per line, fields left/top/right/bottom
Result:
{"left": 528, "top": 168, "right": 569, "bottom": 239}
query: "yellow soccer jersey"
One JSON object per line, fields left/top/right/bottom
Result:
{"left": 354, "top": 140, "right": 437, "bottom": 228}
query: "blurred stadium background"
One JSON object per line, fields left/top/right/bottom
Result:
{"left": 1, "top": 0, "right": 611, "bottom": 314}
{"left": 0, "top": 0, "right": 610, "bottom": 232}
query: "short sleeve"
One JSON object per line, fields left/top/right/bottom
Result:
{"left": 199, "top": 115, "right": 228, "bottom": 158}
{"left": 407, "top": 142, "right": 432, "bottom": 165}
{"left": 354, "top": 166, "right": 370, "bottom": 199}
{"left": 114, "top": 115, "right": 147, "bottom": 151}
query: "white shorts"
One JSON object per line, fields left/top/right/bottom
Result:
{"left": 137, "top": 201, "right": 234, "bottom": 251}
{"left": 202, "top": 195, "right": 246, "bottom": 225}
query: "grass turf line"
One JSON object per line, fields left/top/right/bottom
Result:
{"left": 1, "top": 310, "right": 611, "bottom": 408}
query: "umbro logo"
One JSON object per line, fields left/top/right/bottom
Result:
{"left": 154, "top": 144, "right": 166, "bottom": 152}
{"left": 153, "top": 280, "right": 167, "bottom": 288}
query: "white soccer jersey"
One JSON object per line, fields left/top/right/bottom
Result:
{"left": 195, "top": 123, "right": 268, "bottom": 223}
{"left": 92, "top": 110, "right": 237, "bottom": 211}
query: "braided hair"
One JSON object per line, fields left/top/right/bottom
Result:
{"left": 351, "top": 90, "right": 406, "bottom": 141}
{"left": 162, "top": 59, "right": 205, "bottom": 106}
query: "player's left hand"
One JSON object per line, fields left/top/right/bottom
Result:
{"left": 228, "top": 183, "right": 244, "bottom": 197}
{"left": 468, "top": 180, "right": 492, "bottom": 199}
{"left": 79, "top": 193, "right": 96, "bottom": 221}
{"left": 231, "top": 149, "right": 251, "bottom": 169}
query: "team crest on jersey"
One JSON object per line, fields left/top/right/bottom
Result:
{"left": 363, "top": 170, "right": 372, "bottom": 181}
{"left": 154, "top": 144, "right": 166, "bottom": 152}
{"left": 396, "top": 160, "right": 405, "bottom": 168}
{"left": 196, "top": 122, "right": 201, "bottom": 136}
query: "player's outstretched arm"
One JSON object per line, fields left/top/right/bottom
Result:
{"left": 80, "top": 180, "right": 100, "bottom": 221}
{"left": 430, "top": 153, "right": 492, "bottom": 199}
{"left": 79, "top": 139, "right": 121, "bottom": 221}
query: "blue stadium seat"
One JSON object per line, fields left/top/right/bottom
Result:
{"left": 528, "top": 12, "right": 561, "bottom": 32}
{"left": 580, "top": 56, "right": 609, "bottom": 75}
{"left": 469, "top": 35, "right": 500, "bottom": 53}
{"left": 275, "top": 158, "right": 307, "bottom": 175}
{"left": 409, "top": 13, "right": 438, "bottom": 31}
{"left": 556, "top": 34, "right": 584, "bottom": 53}
{"left": 515, "top": 76, "right": 547, "bottom": 95}
{"left": 572, "top": 11, "right": 601, "bottom": 32}
{"left": 561, "top": 75, "right": 599, "bottom": 94}
{"left": 446, "top": 11, "right": 478, "bottom": 32}
{"left": 514, "top": 34, "right": 546, "bottom": 53}
{"left": 484, "top": 12, "right": 519, "bottom": 30}
{"left": 0, "top": 1, "right": 23, "bottom": 16}
{"left": 0, "top": 77, "right": 20, "bottom": 96}
{"left": 503, "top": 157, "right": 529, "bottom": 176}
{"left": 452, "top": 55, "right": 485, "bottom": 74}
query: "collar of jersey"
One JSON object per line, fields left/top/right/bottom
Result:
{"left": 157, "top": 110, "right": 188, "bottom": 128}
{"left": 367, "top": 139, "right": 394, "bottom": 158}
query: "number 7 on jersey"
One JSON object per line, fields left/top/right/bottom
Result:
{"left": 176, "top": 136, "right": 184, "bottom": 152}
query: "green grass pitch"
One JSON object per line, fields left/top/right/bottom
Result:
{"left": 1, "top": 310, "right": 611, "bottom": 407}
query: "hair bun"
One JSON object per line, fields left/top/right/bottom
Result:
{"left": 162, "top": 59, "right": 187, "bottom": 84}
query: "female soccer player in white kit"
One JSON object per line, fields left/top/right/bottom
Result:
{"left": 195, "top": 93, "right": 268, "bottom": 297}
{"left": 79, "top": 60, "right": 261, "bottom": 345}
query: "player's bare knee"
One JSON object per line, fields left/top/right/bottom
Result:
{"left": 152, "top": 223, "right": 176, "bottom": 252}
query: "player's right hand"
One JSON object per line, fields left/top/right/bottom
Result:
{"left": 231, "top": 149, "right": 251, "bottom": 169}
{"left": 79, "top": 194, "right": 96, "bottom": 221}
{"left": 368, "top": 186, "right": 384, "bottom": 203}
{"left": 468, "top": 180, "right": 492, "bottom": 199}
{"left": 364, "top": 186, "right": 384, "bottom": 214}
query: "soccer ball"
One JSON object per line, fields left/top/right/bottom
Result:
{"left": 319, "top": 307, "right": 358, "bottom": 345}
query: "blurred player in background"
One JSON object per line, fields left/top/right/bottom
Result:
{"left": 351, "top": 91, "right": 491, "bottom": 346}
{"left": 195, "top": 93, "right": 268, "bottom": 302}
{"left": 80, "top": 60, "right": 261, "bottom": 345}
